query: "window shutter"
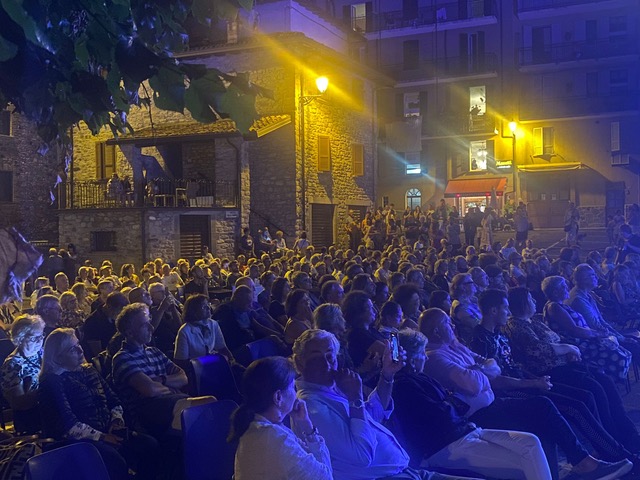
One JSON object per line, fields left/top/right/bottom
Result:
{"left": 611, "top": 122, "right": 620, "bottom": 152}
{"left": 543, "top": 127, "right": 554, "bottom": 154}
{"left": 352, "top": 144, "right": 364, "bottom": 176}
{"left": 96, "top": 143, "right": 103, "bottom": 178}
{"left": 533, "top": 127, "right": 543, "bottom": 156}
{"left": 318, "top": 135, "right": 331, "bottom": 171}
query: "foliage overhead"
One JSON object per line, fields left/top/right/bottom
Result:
{"left": 0, "top": 0, "right": 269, "bottom": 155}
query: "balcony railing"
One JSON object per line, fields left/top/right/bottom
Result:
{"left": 360, "top": 0, "right": 496, "bottom": 33}
{"left": 57, "top": 179, "right": 238, "bottom": 210}
{"left": 518, "top": 0, "right": 616, "bottom": 12}
{"left": 519, "top": 91, "right": 639, "bottom": 120}
{"left": 423, "top": 112, "right": 497, "bottom": 137}
{"left": 519, "top": 38, "right": 638, "bottom": 66}
{"left": 382, "top": 53, "right": 498, "bottom": 82}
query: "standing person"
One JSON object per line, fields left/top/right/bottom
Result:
{"left": 463, "top": 208, "right": 478, "bottom": 247}
{"left": 564, "top": 202, "right": 580, "bottom": 247}
{"left": 239, "top": 228, "right": 255, "bottom": 258}
{"left": 230, "top": 357, "right": 333, "bottom": 480}
{"left": 293, "top": 232, "right": 310, "bottom": 254}
{"left": 480, "top": 208, "right": 495, "bottom": 248}
{"left": 514, "top": 201, "right": 529, "bottom": 251}
{"left": 627, "top": 204, "right": 640, "bottom": 235}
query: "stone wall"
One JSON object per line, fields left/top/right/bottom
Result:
{"left": 0, "top": 113, "right": 59, "bottom": 242}
{"left": 247, "top": 125, "right": 297, "bottom": 246}
{"left": 59, "top": 208, "right": 239, "bottom": 269}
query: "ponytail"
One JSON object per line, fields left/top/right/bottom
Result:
{"left": 228, "top": 404, "right": 256, "bottom": 443}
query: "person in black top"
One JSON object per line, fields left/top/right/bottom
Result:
{"left": 40, "top": 328, "right": 160, "bottom": 480}
{"left": 392, "top": 328, "right": 551, "bottom": 479}
{"left": 83, "top": 292, "right": 129, "bottom": 358}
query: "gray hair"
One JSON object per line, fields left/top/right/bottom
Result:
{"left": 450, "top": 273, "right": 472, "bottom": 299}
{"left": 116, "top": 303, "right": 149, "bottom": 335}
{"left": 541, "top": 275, "right": 565, "bottom": 299}
{"left": 41, "top": 328, "right": 78, "bottom": 376}
{"left": 292, "top": 329, "right": 340, "bottom": 374}
{"left": 398, "top": 328, "right": 427, "bottom": 362}
{"left": 35, "top": 294, "right": 59, "bottom": 315}
{"left": 10, "top": 314, "right": 46, "bottom": 347}
{"left": 313, "top": 304, "right": 345, "bottom": 332}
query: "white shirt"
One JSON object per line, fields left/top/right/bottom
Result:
{"left": 173, "top": 319, "right": 228, "bottom": 360}
{"left": 235, "top": 415, "right": 332, "bottom": 480}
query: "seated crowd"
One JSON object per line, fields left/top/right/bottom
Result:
{"left": 3, "top": 218, "right": 640, "bottom": 480}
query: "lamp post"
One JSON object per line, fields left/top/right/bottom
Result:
{"left": 299, "top": 76, "right": 329, "bottom": 233}
{"left": 509, "top": 121, "right": 518, "bottom": 203}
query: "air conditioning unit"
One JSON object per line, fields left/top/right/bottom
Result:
{"left": 611, "top": 153, "right": 630, "bottom": 166}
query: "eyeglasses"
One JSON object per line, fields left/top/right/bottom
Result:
{"left": 25, "top": 335, "right": 44, "bottom": 343}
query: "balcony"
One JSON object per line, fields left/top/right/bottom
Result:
{"left": 382, "top": 53, "right": 497, "bottom": 82}
{"left": 423, "top": 112, "right": 497, "bottom": 137}
{"left": 519, "top": 38, "right": 638, "bottom": 66}
{"left": 517, "top": 0, "right": 619, "bottom": 13}
{"left": 364, "top": 0, "right": 496, "bottom": 33}
{"left": 57, "top": 179, "right": 238, "bottom": 210}
{"left": 519, "top": 91, "right": 640, "bottom": 120}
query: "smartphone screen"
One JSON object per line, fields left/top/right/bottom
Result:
{"left": 390, "top": 333, "right": 400, "bottom": 363}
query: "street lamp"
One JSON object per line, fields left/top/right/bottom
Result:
{"left": 509, "top": 121, "right": 518, "bottom": 202}
{"left": 299, "top": 75, "right": 329, "bottom": 232}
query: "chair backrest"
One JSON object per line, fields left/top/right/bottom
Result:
{"left": 25, "top": 442, "right": 110, "bottom": 480}
{"left": 182, "top": 399, "right": 238, "bottom": 480}
{"left": 0, "top": 339, "right": 15, "bottom": 362}
{"left": 235, "top": 335, "right": 282, "bottom": 367}
{"left": 190, "top": 354, "right": 242, "bottom": 403}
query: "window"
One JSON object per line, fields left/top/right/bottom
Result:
{"left": 0, "top": 171, "right": 13, "bottom": 202}
{"left": 611, "top": 122, "right": 620, "bottom": 152}
{"left": 348, "top": 3, "right": 369, "bottom": 32}
{"left": 352, "top": 144, "right": 364, "bottom": 176}
{"left": 586, "top": 72, "right": 598, "bottom": 96}
{"left": 533, "top": 127, "right": 555, "bottom": 156}
{"left": 317, "top": 135, "right": 331, "bottom": 172}
{"left": 532, "top": 26, "right": 552, "bottom": 63}
{"left": 90, "top": 231, "right": 117, "bottom": 252}
{"left": 406, "top": 188, "right": 421, "bottom": 210}
{"left": 470, "top": 140, "right": 488, "bottom": 171}
{"left": 609, "top": 16, "right": 626, "bottom": 42}
{"left": 405, "top": 153, "right": 421, "bottom": 175}
{"left": 610, "top": 69, "right": 628, "bottom": 93}
{"left": 0, "top": 110, "right": 10, "bottom": 136}
{"left": 96, "top": 143, "right": 116, "bottom": 180}
{"left": 404, "top": 93, "right": 420, "bottom": 117}
{"left": 585, "top": 20, "right": 597, "bottom": 45}
{"left": 403, "top": 40, "right": 419, "bottom": 70}
{"left": 469, "top": 86, "right": 486, "bottom": 116}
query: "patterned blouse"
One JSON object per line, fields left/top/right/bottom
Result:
{"left": 503, "top": 316, "right": 568, "bottom": 376}
{"left": 0, "top": 350, "right": 42, "bottom": 394}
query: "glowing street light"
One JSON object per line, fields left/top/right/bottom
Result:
{"left": 315, "top": 76, "right": 329, "bottom": 94}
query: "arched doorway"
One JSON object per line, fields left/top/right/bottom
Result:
{"left": 406, "top": 188, "right": 422, "bottom": 210}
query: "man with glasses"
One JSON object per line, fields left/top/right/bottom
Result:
{"left": 35, "top": 294, "right": 62, "bottom": 337}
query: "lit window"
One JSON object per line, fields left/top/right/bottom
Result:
{"left": 470, "top": 140, "right": 488, "bottom": 171}
{"left": 406, "top": 164, "right": 421, "bottom": 175}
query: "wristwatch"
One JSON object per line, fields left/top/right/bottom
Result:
{"left": 349, "top": 398, "right": 365, "bottom": 409}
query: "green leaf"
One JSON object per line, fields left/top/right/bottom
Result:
{"left": 184, "top": 68, "right": 226, "bottom": 123}
{"left": 1, "top": 0, "right": 40, "bottom": 45}
{"left": 74, "top": 40, "right": 90, "bottom": 69}
{"left": 218, "top": 85, "right": 256, "bottom": 133}
{"left": 0, "top": 34, "right": 18, "bottom": 61}
{"left": 148, "top": 65, "right": 185, "bottom": 113}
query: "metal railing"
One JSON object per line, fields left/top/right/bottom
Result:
{"left": 519, "top": 37, "right": 638, "bottom": 66}
{"left": 423, "top": 112, "right": 497, "bottom": 137}
{"left": 362, "top": 0, "right": 496, "bottom": 32}
{"left": 57, "top": 179, "right": 238, "bottom": 210}
{"left": 382, "top": 53, "right": 498, "bottom": 82}
{"left": 518, "top": 0, "right": 615, "bottom": 12}
{"left": 519, "top": 91, "right": 640, "bottom": 120}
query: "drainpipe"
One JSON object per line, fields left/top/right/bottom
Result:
{"left": 225, "top": 137, "right": 241, "bottom": 212}
{"left": 141, "top": 209, "right": 147, "bottom": 263}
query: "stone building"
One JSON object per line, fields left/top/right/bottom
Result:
{"left": 53, "top": 12, "right": 384, "bottom": 267}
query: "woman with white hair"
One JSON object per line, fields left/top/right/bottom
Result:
{"left": 0, "top": 314, "right": 45, "bottom": 433}
{"left": 39, "top": 328, "right": 159, "bottom": 480}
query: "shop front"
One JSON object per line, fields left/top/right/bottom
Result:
{"left": 444, "top": 177, "right": 508, "bottom": 215}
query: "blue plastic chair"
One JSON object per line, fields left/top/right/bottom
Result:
{"left": 25, "top": 442, "right": 109, "bottom": 480}
{"left": 190, "top": 354, "right": 242, "bottom": 403}
{"left": 182, "top": 399, "right": 238, "bottom": 480}
{"left": 234, "top": 335, "right": 283, "bottom": 367}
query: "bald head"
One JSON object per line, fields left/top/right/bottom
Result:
{"left": 418, "top": 308, "right": 456, "bottom": 344}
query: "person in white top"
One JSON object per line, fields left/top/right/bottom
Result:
{"left": 230, "top": 356, "right": 333, "bottom": 480}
